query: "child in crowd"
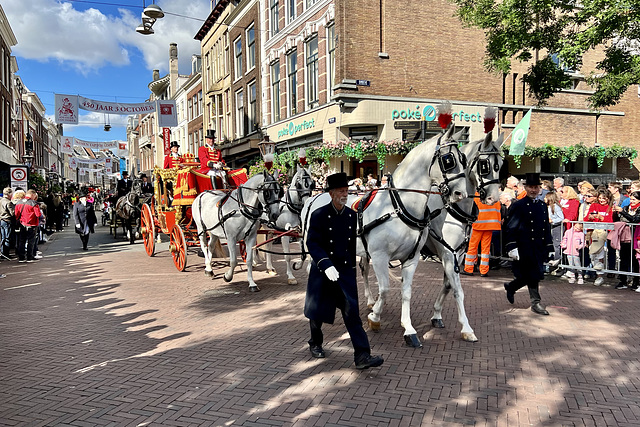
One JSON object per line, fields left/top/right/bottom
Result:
{"left": 561, "top": 222, "right": 585, "bottom": 284}
{"left": 586, "top": 190, "right": 613, "bottom": 286}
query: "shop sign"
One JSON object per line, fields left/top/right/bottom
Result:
{"left": 391, "top": 104, "right": 483, "bottom": 124}
{"left": 277, "top": 118, "right": 316, "bottom": 138}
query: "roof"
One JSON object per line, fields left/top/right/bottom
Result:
{"left": 194, "top": 0, "right": 231, "bottom": 41}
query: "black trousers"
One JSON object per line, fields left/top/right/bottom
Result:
{"left": 308, "top": 292, "right": 370, "bottom": 360}
{"left": 505, "top": 277, "right": 541, "bottom": 305}
{"left": 80, "top": 233, "right": 89, "bottom": 249}
{"left": 618, "top": 241, "right": 639, "bottom": 286}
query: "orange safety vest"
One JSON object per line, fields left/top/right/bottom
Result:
{"left": 472, "top": 194, "right": 501, "bottom": 231}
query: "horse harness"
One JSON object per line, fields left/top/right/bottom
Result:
{"left": 467, "top": 147, "right": 502, "bottom": 201}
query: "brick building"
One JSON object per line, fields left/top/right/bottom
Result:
{"left": 258, "top": 0, "right": 640, "bottom": 183}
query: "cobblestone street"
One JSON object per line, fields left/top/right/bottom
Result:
{"left": 2, "top": 224, "right": 640, "bottom": 426}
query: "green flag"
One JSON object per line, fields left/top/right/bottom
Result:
{"left": 508, "top": 109, "right": 532, "bottom": 156}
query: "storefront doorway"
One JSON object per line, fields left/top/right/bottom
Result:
{"left": 352, "top": 160, "right": 378, "bottom": 180}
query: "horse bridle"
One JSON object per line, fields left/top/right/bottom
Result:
{"left": 237, "top": 174, "right": 281, "bottom": 221}
{"left": 429, "top": 140, "right": 467, "bottom": 204}
{"left": 283, "top": 170, "right": 315, "bottom": 215}
{"left": 467, "top": 148, "right": 502, "bottom": 202}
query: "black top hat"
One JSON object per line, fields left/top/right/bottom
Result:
{"left": 524, "top": 173, "right": 542, "bottom": 186}
{"left": 122, "top": 171, "right": 129, "bottom": 177}
{"left": 205, "top": 129, "right": 216, "bottom": 140}
{"left": 140, "top": 173, "right": 147, "bottom": 179}
{"left": 170, "top": 141, "right": 179, "bottom": 148}
{"left": 325, "top": 173, "right": 349, "bottom": 191}
{"left": 78, "top": 188, "right": 89, "bottom": 198}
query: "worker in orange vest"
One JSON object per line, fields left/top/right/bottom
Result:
{"left": 461, "top": 193, "right": 502, "bottom": 277}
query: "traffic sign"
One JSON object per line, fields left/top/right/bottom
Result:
{"left": 393, "top": 121, "right": 421, "bottom": 130}
{"left": 10, "top": 165, "right": 28, "bottom": 191}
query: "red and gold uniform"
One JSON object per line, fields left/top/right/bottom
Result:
{"left": 164, "top": 153, "right": 183, "bottom": 169}
{"left": 197, "top": 143, "right": 225, "bottom": 174}
{"left": 464, "top": 193, "right": 502, "bottom": 276}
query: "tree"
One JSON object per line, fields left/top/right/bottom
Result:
{"left": 452, "top": 0, "right": 640, "bottom": 108}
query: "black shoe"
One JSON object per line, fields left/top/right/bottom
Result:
{"left": 355, "top": 354, "right": 384, "bottom": 370}
{"left": 607, "top": 273, "right": 616, "bottom": 278}
{"left": 531, "top": 303, "right": 549, "bottom": 315}
{"left": 504, "top": 283, "right": 514, "bottom": 304}
{"left": 615, "top": 283, "right": 628, "bottom": 290}
{"left": 82, "top": 247, "right": 88, "bottom": 251}
{"left": 460, "top": 271, "right": 473, "bottom": 276}
{"left": 480, "top": 273, "right": 488, "bottom": 277}
{"left": 309, "top": 345, "right": 325, "bottom": 358}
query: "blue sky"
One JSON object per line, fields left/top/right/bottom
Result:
{"left": 3, "top": 0, "right": 210, "bottom": 142}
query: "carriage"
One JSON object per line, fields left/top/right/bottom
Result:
{"left": 140, "top": 158, "right": 249, "bottom": 271}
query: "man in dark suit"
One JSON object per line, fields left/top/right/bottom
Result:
{"left": 503, "top": 172, "right": 555, "bottom": 315}
{"left": 304, "top": 172, "right": 384, "bottom": 370}
{"left": 116, "top": 171, "right": 132, "bottom": 199}
{"left": 140, "top": 173, "right": 153, "bottom": 195}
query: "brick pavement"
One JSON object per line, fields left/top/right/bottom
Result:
{"left": 1, "top": 224, "right": 640, "bottom": 426}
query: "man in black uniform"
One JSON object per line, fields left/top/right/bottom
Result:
{"left": 503, "top": 173, "right": 554, "bottom": 315}
{"left": 116, "top": 171, "right": 132, "bottom": 200}
{"left": 304, "top": 172, "right": 384, "bottom": 370}
{"left": 140, "top": 173, "right": 153, "bottom": 195}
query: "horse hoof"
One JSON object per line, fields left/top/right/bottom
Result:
{"left": 204, "top": 270, "right": 214, "bottom": 277}
{"left": 267, "top": 269, "right": 277, "bottom": 276}
{"left": 249, "top": 286, "right": 260, "bottom": 292}
{"left": 223, "top": 273, "right": 232, "bottom": 282}
{"left": 367, "top": 303, "right": 374, "bottom": 310}
{"left": 404, "top": 334, "right": 423, "bottom": 348}
{"left": 431, "top": 319, "right": 445, "bottom": 329}
{"left": 287, "top": 278, "right": 298, "bottom": 285}
{"left": 368, "top": 318, "right": 381, "bottom": 332}
{"left": 461, "top": 332, "right": 478, "bottom": 342}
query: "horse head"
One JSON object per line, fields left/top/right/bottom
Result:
{"left": 291, "top": 165, "right": 315, "bottom": 204}
{"left": 131, "top": 178, "right": 143, "bottom": 196}
{"left": 430, "top": 125, "right": 469, "bottom": 204}
{"left": 465, "top": 131, "right": 505, "bottom": 205}
{"left": 259, "top": 171, "right": 282, "bottom": 223}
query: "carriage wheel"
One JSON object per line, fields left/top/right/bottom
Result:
{"left": 169, "top": 225, "right": 187, "bottom": 271}
{"left": 239, "top": 240, "right": 247, "bottom": 262}
{"left": 141, "top": 203, "right": 155, "bottom": 256}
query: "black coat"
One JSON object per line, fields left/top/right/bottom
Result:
{"left": 304, "top": 202, "right": 359, "bottom": 324}
{"left": 504, "top": 196, "right": 554, "bottom": 281}
{"left": 73, "top": 202, "right": 97, "bottom": 235}
{"left": 141, "top": 181, "right": 153, "bottom": 194}
{"left": 116, "top": 179, "right": 132, "bottom": 199}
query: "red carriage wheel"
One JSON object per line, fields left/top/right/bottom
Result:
{"left": 170, "top": 224, "right": 187, "bottom": 271}
{"left": 239, "top": 240, "right": 247, "bottom": 262}
{"left": 141, "top": 203, "right": 155, "bottom": 256}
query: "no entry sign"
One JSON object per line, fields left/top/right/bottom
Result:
{"left": 10, "top": 165, "right": 28, "bottom": 191}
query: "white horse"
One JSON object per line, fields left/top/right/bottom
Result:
{"left": 301, "top": 125, "right": 469, "bottom": 348}
{"left": 421, "top": 132, "right": 505, "bottom": 342}
{"left": 264, "top": 165, "right": 315, "bottom": 285}
{"left": 192, "top": 171, "right": 281, "bottom": 292}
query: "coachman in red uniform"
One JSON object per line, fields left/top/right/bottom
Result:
{"left": 164, "top": 141, "right": 183, "bottom": 169}
{"left": 198, "top": 129, "right": 227, "bottom": 188}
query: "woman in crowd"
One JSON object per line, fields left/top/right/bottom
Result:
{"left": 586, "top": 189, "right": 614, "bottom": 285}
{"left": 578, "top": 181, "right": 595, "bottom": 204}
{"left": 545, "top": 191, "right": 564, "bottom": 267}
{"left": 73, "top": 189, "right": 97, "bottom": 251}
{"left": 561, "top": 186, "right": 581, "bottom": 227}
{"left": 612, "top": 191, "right": 640, "bottom": 290}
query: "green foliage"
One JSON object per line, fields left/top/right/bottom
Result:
{"left": 452, "top": 0, "right": 640, "bottom": 108}
{"left": 502, "top": 142, "right": 638, "bottom": 168}
{"left": 28, "top": 172, "right": 47, "bottom": 194}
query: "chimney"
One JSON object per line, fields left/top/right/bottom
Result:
{"left": 152, "top": 69, "right": 159, "bottom": 81}
{"left": 169, "top": 43, "right": 178, "bottom": 98}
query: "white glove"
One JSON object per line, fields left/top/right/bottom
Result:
{"left": 508, "top": 249, "right": 520, "bottom": 261}
{"left": 75, "top": 224, "right": 81, "bottom": 228}
{"left": 325, "top": 266, "right": 340, "bottom": 281}
{"left": 548, "top": 252, "right": 555, "bottom": 260}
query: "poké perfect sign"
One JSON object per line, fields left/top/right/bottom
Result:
{"left": 277, "top": 118, "right": 316, "bottom": 138}
{"left": 391, "top": 104, "right": 484, "bottom": 124}
{"left": 55, "top": 94, "right": 177, "bottom": 127}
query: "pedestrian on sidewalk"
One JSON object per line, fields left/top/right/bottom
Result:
{"left": 73, "top": 189, "right": 97, "bottom": 251}
{"left": 304, "top": 172, "right": 384, "bottom": 370}
{"left": 14, "top": 190, "right": 41, "bottom": 262}
{"left": 0, "top": 187, "right": 14, "bottom": 259}
{"left": 504, "top": 173, "right": 554, "bottom": 315}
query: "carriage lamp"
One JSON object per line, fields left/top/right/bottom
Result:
{"left": 258, "top": 135, "right": 275, "bottom": 157}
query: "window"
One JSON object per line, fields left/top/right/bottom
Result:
{"left": 224, "top": 33, "right": 229, "bottom": 76}
{"left": 270, "top": 0, "right": 279, "bottom": 36}
{"left": 327, "top": 25, "right": 335, "bottom": 97}
{"left": 271, "top": 60, "right": 281, "bottom": 122}
{"left": 235, "top": 89, "right": 244, "bottom": 137}
{"left": 225, "top": 89, "right": 231, "bottom": 141}
{"left": 248, "top": 82, "right": 257, "bottom": 133}
{"left": 306, "top": 36, "right": 319, "bottom": 105}
{"left": 288, "top": 0, "right": 296, "bottom": 22}
{"left": 246, "top": 24, "right": 256, "bottom": 70}
{"left": 287, "top": 50, "right": 297, "bottom": 116}
{"left": 306, "top": 0, "right": 319, "bottom": 7}
{"left": 234, "top": 37, "right": 243, "bottom": 79}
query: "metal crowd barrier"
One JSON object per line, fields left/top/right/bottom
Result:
{"left": 488, "top": 220, "right": 640, "bottom": 278}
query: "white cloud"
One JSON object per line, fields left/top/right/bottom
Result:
{"left": 3, "top": 0, "right": 209, "bottom": 74}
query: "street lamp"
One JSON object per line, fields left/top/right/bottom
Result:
{"left": 258, "top": 135, "right": 275, "bottom": 157}
{"left": 136, "top": 1, "right": 164, "bottom": 35}
{"left": 22, "top": 133, "right": 34, "bottom": 169}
